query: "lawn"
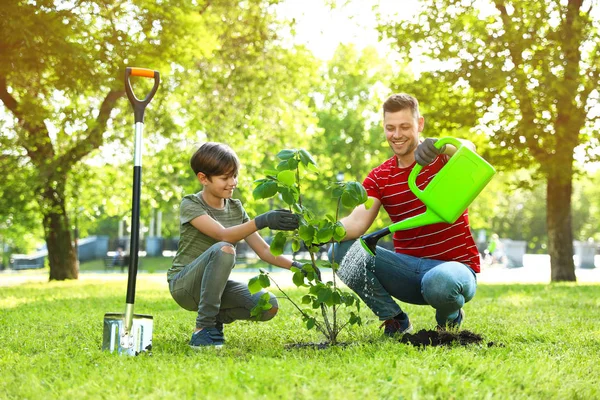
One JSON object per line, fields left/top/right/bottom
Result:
{"left": 1, "top": 277, "right": 599, "bottom": 399}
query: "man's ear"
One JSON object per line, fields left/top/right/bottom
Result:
{"left": 197, "top": 172, "right": 210, "bottom": 185}
{"left": 418, "top": 116, "right": 425, "bottom": 132}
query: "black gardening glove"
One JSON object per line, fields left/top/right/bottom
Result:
{"left": 415, "top": 138, "right": 446, "bottom": 166}
{"left": 255, "top": 209, "right": 299, "bottom": 231}
{"left": 292, "top": 261, "right": 322, "bottom": 281}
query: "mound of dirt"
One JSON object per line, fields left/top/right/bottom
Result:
{"left": 400, "top": 329, "right": 493, "bottom": 347}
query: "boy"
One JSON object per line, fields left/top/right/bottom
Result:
{"left": 168, "top": 142, "right": 303, "bottom": 349}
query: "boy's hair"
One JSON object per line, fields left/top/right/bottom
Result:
{"left": 382, "top": 93, "right": 420, "bottom": 119}
{"left": 190, "top": 142, "right": 240, "bottom": 179}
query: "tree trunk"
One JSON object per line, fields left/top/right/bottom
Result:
{"left": 546, "top": 164, "right": 576, "bottom": 282}
{"left": 40, "top": 185, "right": 78, "bottom": 281}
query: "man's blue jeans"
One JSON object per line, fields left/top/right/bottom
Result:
{"left": 331, "top": 240, "right": 477, "bottom": 327}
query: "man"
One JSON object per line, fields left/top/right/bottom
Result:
{"left": 333, "top": 93, "right": 480, "bottom": 336}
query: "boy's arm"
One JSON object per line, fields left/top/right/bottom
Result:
{"left": 189, "top": 209, "right": 299, "bottom": 244}
{"left": 244, "top": 232, "right": 295, "bottom": 269}
{"left": 190, "top": 215, "right": 259, "bottom": 244}
{"left": 339, "top": 197, "right": 381, "bottom": 240}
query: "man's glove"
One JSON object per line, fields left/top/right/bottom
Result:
{"left": 255, "top": 209, "right": 299, "bottom": 231}
{"left": 292, "top": 261, "right": 322, "bottom": 281}
{"left": 415, "top": 138, "right": 446, "bottom": 166}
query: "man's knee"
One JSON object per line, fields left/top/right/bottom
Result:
{"left": 421, "top": 263, "right": 476, "bottom": 307}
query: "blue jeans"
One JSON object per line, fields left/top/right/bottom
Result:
{"left": 168, "top": 242, "right": 278, "bottom": 329}
{"left": 331, "top": 240, "right": 477, "bottom": 327}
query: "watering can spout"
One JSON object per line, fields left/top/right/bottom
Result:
{"left": 359, "top": 209, "right": 444, "bottom": 256}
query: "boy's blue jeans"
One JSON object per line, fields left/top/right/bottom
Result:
{"left": 331, "top": 240, "right": 477, "bottom": 327}
{"left": 168, "top": 242, "right": 278, "bottom": 329}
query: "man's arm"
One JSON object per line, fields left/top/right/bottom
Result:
{"left": 339, "top": 197, "right": 381, "bottom": 240}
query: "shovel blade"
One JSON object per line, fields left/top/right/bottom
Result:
{"left": 102, "top": 312, "right": 153, "bottom": 356}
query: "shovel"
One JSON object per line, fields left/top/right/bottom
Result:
{"left": 102, "top": 67, "right": 160, "bottom": 356}
{"left": 359, "top": 137, "right": 496, "bottom": 256}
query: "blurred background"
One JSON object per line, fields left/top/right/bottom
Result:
{"left": 1, "top": 0, "right": 598, "bottom": 280}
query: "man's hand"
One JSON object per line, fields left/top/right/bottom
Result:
{"left": 255, "top": 209, "right": 299, "bottom": 231}
{"left": 415, "top": 138, "right": 446, "bottom": 166}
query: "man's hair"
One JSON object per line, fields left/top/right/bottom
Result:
{"left": 190, "top": 142, "right": 240, "bottom": 179}
{"left": 382, "top": 93, "right": 420, "bottom": 119}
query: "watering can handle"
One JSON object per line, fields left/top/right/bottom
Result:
{"left": 408, "top": 137, "right": 463, "bottom": 196}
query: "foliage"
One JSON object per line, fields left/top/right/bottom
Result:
{"left": 1, "top": 279, "right": 600, "bottom": 398}
{"left": 0, "top": 0, "right": 319, "bottom": 279}
{"left": 249, "top": 148, "right": 371, "bottom": 344}
{"left": 379, "top": 0, "right": 600, "bottom": 281}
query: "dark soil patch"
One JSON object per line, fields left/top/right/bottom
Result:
{"left": 285, "top": 342, "right": 352, "bottom": 350}
{"left": 400, "top": 329, "right": 498, "bottom": 348}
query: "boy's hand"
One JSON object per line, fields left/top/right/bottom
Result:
{"left": 292, "top": 261, "right": 322, "bottom": 281}
{"left": 255, "top": 209, "right": 299, "bottom": 231}
{"left": 415, "top": 138, "right": 446, "bottom": 166}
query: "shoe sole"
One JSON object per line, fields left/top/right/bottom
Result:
{"left": 189, "top": 343, "right": 224, "bottom": 350}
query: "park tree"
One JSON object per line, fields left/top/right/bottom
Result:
{"left": 380, "top": 0, "right": 600, "bottom": 281}
{"left": 0, "top": 0, "right": 304, "bottom": 280}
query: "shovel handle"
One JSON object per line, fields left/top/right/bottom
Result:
{"left": 408, "top": 137, "right": 462, "bottom": 196}
{"left": 125, "top": 67, "right": 160, "bottom": 123}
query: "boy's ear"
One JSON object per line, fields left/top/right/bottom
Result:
{"left": 197, "top": 172, "right": 210, "bottom": 185}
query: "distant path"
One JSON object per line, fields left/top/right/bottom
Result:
{"left": 2, "top": 259, "right": 599, "bottom": 288}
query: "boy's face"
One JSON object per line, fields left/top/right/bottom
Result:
{"left": 197, "top": 172, "right": 238, "bottom": 199}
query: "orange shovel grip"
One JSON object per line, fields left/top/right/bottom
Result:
{"left": 129, "top": 67, "right": 156, "bottom": 78}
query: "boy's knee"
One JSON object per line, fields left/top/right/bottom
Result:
{"left": 220, "top": 244, "right": 235, "bottom": 255}
{"left": 260, "top": 294, "right": 279, "bottom": 321}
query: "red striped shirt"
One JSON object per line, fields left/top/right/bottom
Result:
{"left": 363, "top": 155, "right": 481, "bottom": 273}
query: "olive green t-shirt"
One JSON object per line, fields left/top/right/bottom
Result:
{"left": 167, "top": 192, "right": 250, "bottom": 281}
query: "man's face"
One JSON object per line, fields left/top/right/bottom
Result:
{"left": 383, "top": 109, "right": 424, "bottom": 163}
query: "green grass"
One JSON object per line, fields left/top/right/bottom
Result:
{"left": 1, "top": 279, "right": 599, "bottom": 399}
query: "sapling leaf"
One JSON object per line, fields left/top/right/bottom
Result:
{"left": 270, "top": 232, "right": 287, "bottom": 256}
{"left": 306, "top": 317, "right": 316, "bottom": 330}
{"left": 253, "top": 181, "right": 278, "bottom": 199}
{"left": 302, "top": 295, "right": 312, "bottom": 304}
{"left": 248, "top": 276, "right": 262, "bottom": 294}
{"left": 317, "top": 287, "right": 332, "bottom": 304}
{"left": 277, "top": 160, "right": 290, "bottom": 171}
{"left": 316, "top": 226, "right": 334, "bottom": 243}
{"left": 277, "top": 149, "right": 296, "bottom": 160}
{"left": 287, "top": 158, "right": 299, "bottom": 170}
{"left": 341, "top": 191, "right": 356, "bottom": 208}
{"left": 332, "top": 186, "right": 344, "bottom": 198}
{"left": 299, "top": 149, "right": 317, "bottom": 167}
{"left": 279, "top": 186, "right": 298, "bottom": 205}
{"left": 292, "top": 238, "right": 301, "bottom": 252}
{"left": 307, "top": 162, "right": 320, "bottom": 174}
{"left": 258, "top": 273, "right": 270, "bottom": 289}
{"left": 333, "top": 223, "right": 346, "bottom": 241}
{"left": 277, "top": 170, "right": 296, "bottom": 186}
{"left": 292, "top": 271, "right": 305, "bottom": 287}
{"left": 331, "top": 291, "right": 342, "bottom": 305}
{"left": 298, "top": 225, "right": 315, "bottom": 242}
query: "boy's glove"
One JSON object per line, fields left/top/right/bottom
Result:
{"left": 255, "top": 209, "right": 299, "bottom": 231}
{"left": 415, "top": 138, "right": 446, "bottom": 166}
{"left": 292, "top": 261, "right": 322, "bottom": 280}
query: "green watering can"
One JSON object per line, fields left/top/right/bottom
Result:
{"left": 359, "top": 137, "right": 496, "bottom": 256}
